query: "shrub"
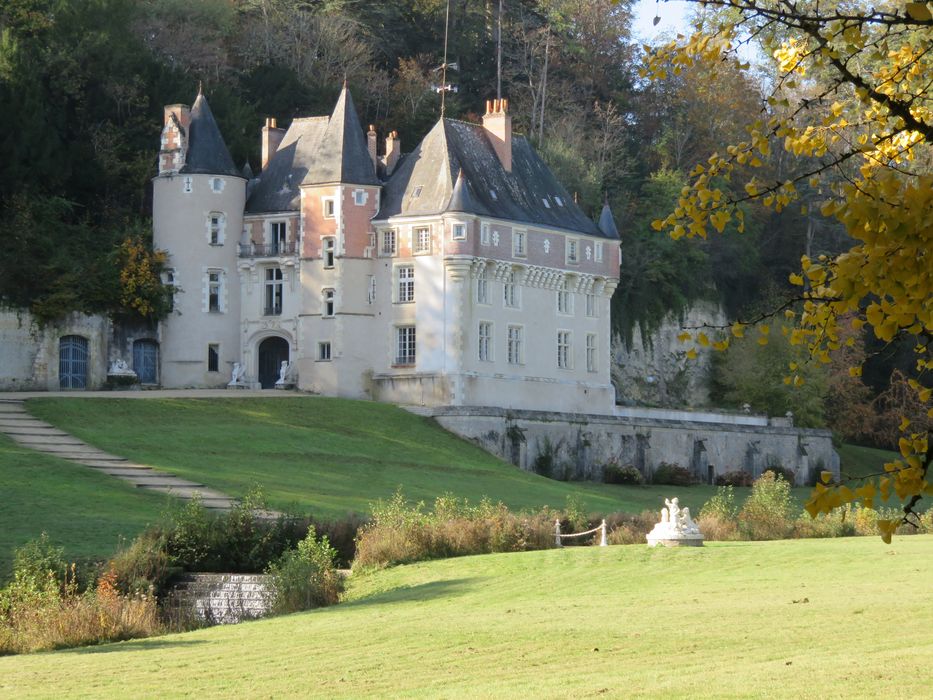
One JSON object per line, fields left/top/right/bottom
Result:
{"left": 10, "top": 533, "right": 66, "bottom": 592}
{"left": 652, "top": 463, "right": 696, "bottom": 486}
{"left": 603, "top": 463, "right": 644, "bottom": 485}
{"left": 266, "top": 528, "right": 342, "bottom": 615}
{"left": 700, "top": 486, "right": 739, "bottom": 522}
{"left": 715, "top": 470, "right": 754, "bottom": 487}
{"left": 108, "top": 530, "right": 175, "bottom": 597}
{"left": 794, "top": 508, "right": 855, "bottom": 538}
{"left": 763, "top": 465, "right": 797, "bottom": 485}
{"left": 739, "top": 472, "right": 795, "bottom": 540}
{"left": 605, "top": 511, "right": 655, "bottom": 545}
{"left": 696, "top": 514, "right": 740, "bottom": 541}
{"left": 352, "top": 492, "right": 555, "bottom": 570}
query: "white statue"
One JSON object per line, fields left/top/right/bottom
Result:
{"left": 108, "top": 359, "right": 135, "bottom": 376}
{"left": 274, "top": 360, "right": 291, "bottom": 387}
{"left": 646, "top": 495, "right": 704, "bottom": 547}
{"left": 228, "top": 362, "right": 245, "bottom": 387}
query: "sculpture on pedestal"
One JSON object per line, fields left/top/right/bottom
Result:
{"left": 646, "top": 496, "right": 704, "bottom": 547}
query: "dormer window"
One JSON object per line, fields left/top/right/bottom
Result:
{"left": 412, "top": 185, "right": 423, "bottom": 199}
{"left": 489, "top": 189, "right": 498, "bottom": 201}
{"left": 555, "top": 196, "right": 564, "bottom": 207}
{"left": 542, "top": 198, "right": 551, "bottom": 209}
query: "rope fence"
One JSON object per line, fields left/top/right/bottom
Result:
{"left": 554, "top": 519, "right": 608, "bottom": 547}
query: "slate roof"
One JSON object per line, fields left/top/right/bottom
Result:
{"left": 377, "top": 119, "right": 615, "bottom": 239}
{"left": 182, "top": 92, "right": 240, "bottom": 177}
{"left": 246, "top": 86, "right": 378, "bottom": 213}
{"left": 597, "top": 200, "right": 620, "bottom": 238}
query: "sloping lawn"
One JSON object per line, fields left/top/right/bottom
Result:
{"left": 27, "top": 397, "right": 746, "bottom": 517}
{"left": 2, "top": 536, "right": 930, "bottom": 697}
{"left": 836, "top": 442, "right": 901, "bottom": 479}
{"left": 0, "top": 434, "right": 169, "bottom": 580}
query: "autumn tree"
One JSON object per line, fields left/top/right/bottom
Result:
{"left": 637, "top": 0, "right": 932, "bottom": 538}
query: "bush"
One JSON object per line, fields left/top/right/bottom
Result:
{"left": 605, "top": 511, "right": 655, "bottom": 545}
{"left": 763, "top": 465, "right": 797, "bottom": 485}
{"left": 108, "top": 530, "right": 175, "bottom": 597}
{"left": 700, "top": 486, "right": 739, "bottom": 522}
{"left": 352, "top": 492, "right": 555, "bottom": 570}
{"left": 603, "top": 463, "right": 645, "bottom": 485}
{"left": 739, "top": 472, "right": 795, "bottom": 540}
{"left": 266, "top": 528, "right": 342, "bottom": 615}
{"left": 715, "top": 470, "right": 754, "bottom": 487}
{"left": 651, "top": 463, "right": 696, "bottom": 486}
{"left": 696, "top": 514, "right": 740, "bottom": 541}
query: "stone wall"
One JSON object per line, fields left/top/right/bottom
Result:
{"left": 612, "top": 301, "right": 727, "bottom": 408}
{"left": 430, "top": 405, "right": 838, "bottom": 487}
{"left": 166, "top": 573, "right": 272, "bottom": 624}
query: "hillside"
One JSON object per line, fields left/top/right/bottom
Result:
{"left": 2, "top": 537, "right": 930, "bottom": 697}
{"left": 26, "top": 397, "right": 732, "bottom": 518}
{"left": 0, "top": 433, "right": 168, "bottom": 579}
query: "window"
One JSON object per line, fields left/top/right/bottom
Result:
{"left": 512, "top": 230, "right": 526, "bottom": 257}
{"left": 585, "top": 292, "right": 597, "bottom": 318}
{"left": 271, "top": 221, "right": 287, "bottom": 253}
{"left": 264, "top": 268, "right": 283, "bottom": 315}
{"left": 323, "top": 197, "right": 335, "bottom": 218}
{"left": 207, "top": 271, "right": 222, "bottom": 312}
{"left": 476, "top": 266, "right": 489, "bottom": 304}
{"left": 557, "top": 331, "right": 572, "bottom": 369}
{"left": 397, "top": 265, "right": 414, "bottom": 303}
{"left": 207, "top": 344, "right": 219, "bottom": 372}
{"left": 586, "top": 334, "right": 597, "bottom": 372}
{"left": 566, "top": 238, "right": 579, "bottom": 264}
{"left": 480, "top": 222, "right": 490, "bottom": 245}
{"left": 542, "top": 197, "right": 551, "bottom": 209}
{"left": 507, "top": 326, "right": 523, "bottom": 365}
{"left": 367, "top": 275, "right": 376, "bottom": 304}
{"left": 479, "top": 322, "right": 493, "bottom": 362}
{"left": 322, "top": 288, "right": 335, "bottom": 318}
{"left": 555, "top": 196, "right": 564, "bottom": 207}
{"left": 412, "top": 185, "right": 423, "bottom": 199}
{"left": 557, "top": 279, "right": 573, "bottom": 314}
{"left": 503, "top": 271, "right": 519, "bottom": 308}
{"left": 323, "top": 237, "right": 336, "bottom": 268}
{"left": 211, "top": 177, "right": 224, "bottom": 193}
{"left": 396, "top": 326, "right": 416, "bottom": 365}
{"left": 595, "top": 242, "right": 604, "bottom": 263}
{"left": 353, "top": 189, "right": 367, "bottom": 205}
{"left": 183, "top": 177, "right": 193, "bottom": 193}
{"left": 489, "top": 189, "right": 498, "bottom": 201}
{"left": 451, "top": 223, "right": 466, "bottom": 241}
{"left": 414, "top": 227, "right": 432, "bottom": 254}
{"left": 318, "top": 342, "right": 332, "bottom": 361}
{"left": 209, "top": 213, "right": 224, "bottom": 246}
{"left": 381, "top": 230, "right": 397, "bottom": 256}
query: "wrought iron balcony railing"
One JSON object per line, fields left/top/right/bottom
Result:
{"left": 238, "top": 241, "right": 297, "bottom": 258}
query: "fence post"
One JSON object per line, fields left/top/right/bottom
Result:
{"left": 555, "top": 518, "right": 562, "bottom": 548}
{"left": 599, "top": 519, "right": 608, "bottom": 547}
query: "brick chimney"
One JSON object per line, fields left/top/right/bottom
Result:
{"left": 367, "top": 124, "right": 378, "bottom": 175}
{"left": 159, "top": 104, "right": 190, "bottom": 175}
{"left": 384, "top": 130, "right": 401, "bottom": 176}
{"left": 261, "top": 117, "right": 286, "bottom": 172}
{"left": 482, "top": 98, "right": 511, "bottom": 172}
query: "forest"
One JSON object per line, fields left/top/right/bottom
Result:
{"left": 0, "top": 0, "right": 924, "bottom": 447}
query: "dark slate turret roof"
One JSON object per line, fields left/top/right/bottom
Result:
{"left": 597, "top": 200, "right": 620, "bottom": 239}
{"left": 182, "top": 92, "right": 240, "bottom": 177}
{"left": 246, "top": 86, "right": 378, "bottom": 213}
{"left": 377, "top": 119, "right": 610, "bottom": 238}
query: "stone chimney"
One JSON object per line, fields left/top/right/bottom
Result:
{"left": 367, "top": 124, "right": 378, "bottom": 174}
{"left": 384, "top": 130, "right": 401, "bottom": 176}
{"left": 261, "top": 117, "right": 286, "bottom": 172}
{"left": 159, "top": 104, "right": 190, "bottom": 175}
{"left": 482, "top": 98, "right": 511, "bottom": 172}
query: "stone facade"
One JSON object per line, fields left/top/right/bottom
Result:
{"left": 429, "top": 405, "right": 838, "bottom": 486}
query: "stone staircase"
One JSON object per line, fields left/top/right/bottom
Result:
{"left": 0, "top": 398, "right": 237, "bottom": 511}
{"left": 165, "top": 573, "right": 273, "bottom": 624}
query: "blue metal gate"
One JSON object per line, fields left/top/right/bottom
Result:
{"left": 133, "top": 339, "right": 159, "bottom": 384}
{"left": 59, "top": 336, "right": 88, "bottom": 389}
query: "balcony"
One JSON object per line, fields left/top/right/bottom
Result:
{"left": 238, "top": 241, "right": 297, "bottom": 258}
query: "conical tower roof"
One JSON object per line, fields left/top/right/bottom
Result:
{"left": 446, "top": 168, "right": 476, "bottom": 213}
{"left": 311, "top": 84, "right": 379, "bottom": 186}
{"left": 182, "top": 89, "right": 240, "bottom": 177}
{"left": 597, "top": 198, "right": 620, "bottom": 239}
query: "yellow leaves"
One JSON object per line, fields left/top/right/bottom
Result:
{"left": 849, "top": 366, "right": 862, "bottom": 378}
{"left": 677, "top": 331, "right": 691, "bottom": 343}
{"left": 650, "top": 219, "right": 664, "bottom": 231}
{"left": 820, "top": 471, "right": 833, "bottom": 484}
{"left": 685, "top": 348, "right": 698, "bottom": 360}
{"left": 906, "top": 3, "right": 933, "bottom": 21}
{"left": 789, "top": 273, "right": 804, "bottom": 286}
{"left": 877, "top": 519, "right": 899, "bottom": 544}
{"left": 731, "top": 323, "right": 745, "bottom": 338}
{"left": 899, "top": 417, "right": 911, "bottom": 432}
{"left": 697, "top": 332, "right": 710, "bottom": 347}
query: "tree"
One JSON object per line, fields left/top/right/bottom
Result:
{"left": 634, "top": 1, "right": 932, "bottom": 538}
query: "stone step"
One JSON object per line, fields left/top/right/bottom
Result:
{"left": 0, "top": 427, "right": 70, "bottom": 437}
{"left": 127, "top": 476, "right": 207, "bottom": 488}
{"left": 83, "top": 461, "right": 149, "bottom": 470}
{"left": 91, "top": 467, "right": 157, "bottom": 477}
{"left": 0, "top": 416, "right": 43, "bottom": 424}
{"left": 10, "top": 435, "right": 87, "bottom": 446}
{"left": 38, "top": 450, "right": 124, "bottom": 461}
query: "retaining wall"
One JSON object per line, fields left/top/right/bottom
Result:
{"left": 167, "top": 573, "right": 273, "bottom": 624}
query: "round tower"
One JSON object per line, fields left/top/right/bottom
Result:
{"left": 153, "top": 89, "right": 246, "bottom": 388}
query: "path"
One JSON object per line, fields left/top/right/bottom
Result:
{"left": 0, "top": 397, "right": 238, "bottom": 511}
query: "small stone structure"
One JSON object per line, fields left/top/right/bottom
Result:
{"left": 646, "top": 497, "right": 704, "bottom": 547}
{"left": 167, "top": 573, "right": 273, "bottom": 624}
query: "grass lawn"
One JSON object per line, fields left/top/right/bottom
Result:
{"left": 836, "top": 442, "right": 901, "bottom": 479}
{"left": 26, "top": 397, "right": 763, "bottom": 518}
{"left": 0, "top": 433, "right": 170, "bottom": 581}
{"left": 2, "top": 536, "right": 930, "bottom": 697}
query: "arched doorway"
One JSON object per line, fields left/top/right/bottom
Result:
{"left": 258, "top": 336, "right": 289, "bottom": 389}
{"left": 59, "top": 335, "right": 88, "bottom": 389}
{"left": 133, "top": 339, "right": 159, "bottom": 384}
